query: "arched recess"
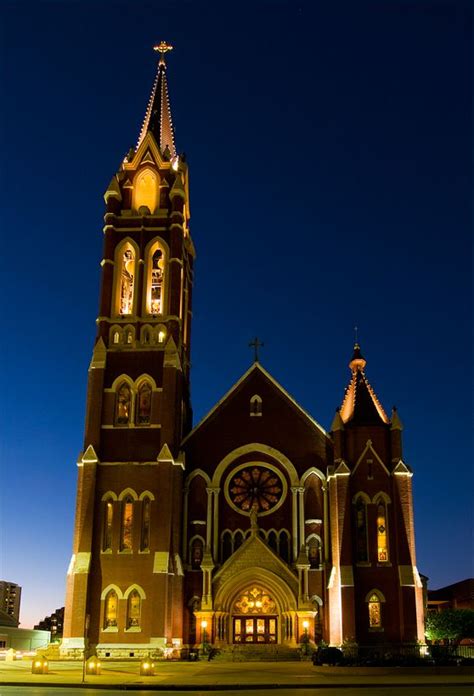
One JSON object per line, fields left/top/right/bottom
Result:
{"left": 133, "top": 167, "right": 159, "bottom": 213}
{"left": 188, "top": 534, "right": 205, "bottom": 568}
{"left": 118, "top": 487, "right": 138, "bottom": 501}
{"left": 138, "top": 490, "right": 155, "bottom": 501}
{"left": 310, "top": 594, "right": 324, "bottom": 607}
{"left": 214, "top": 567, "right": 297, "bottom": 615}
{"left": 110, "top": 325, "right": 124, "bottom": 346}
{"left": 372, "top": 491, "right": 391, "bottom": 505}
{"left": 124, "top": 583, "right": 146, "bottom": 599}
{"left": 101, "top": 491, "right": 118, "bottom": 501}
{"left": 112, "top": 238, "right": 140, "bottom": 317}
{"left": 352, "top": 491, "right": 371, "bottom": 505}
{"left": 186, "top": 470, "right": 209, "bottom": 524}
{"left": 365, "top": 588, "right": 386, "bottom": 603}
{"left": 143, "top": 237, "right": 169, "bottom": 316}
{"left": 100, "top": 583, "right": 124, "bottom": 600}
{"left": 300, "top": 467, "right": 326, "bottom": 486}
{"left": 212, "top": 443, "right": 299, "bottom": 488}
{"left": 185, "top": 469, "right": 211, "bottom": 487}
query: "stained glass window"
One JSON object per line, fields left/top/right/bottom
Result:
{"left": 377, "top": 503, "right": 388, "bottom": 562}
{"left": 234, "top": 587, "right": 276, "bottom": 615}
{"left": 150, "top": 249, "right": 164, "bottom": 315}
{"left": 141, "top": 497, "right": 151, "bottom": 551}
{"left": 228, "top": 466, "right": 283, "bottom": 513}
{"left": 121, "top": 497, "right": 133, "bottom": 550}
{"left": 103, "top": 500, "right": 113, "bottom": 551}
{"left": 355, "top": 499, "right": 368, "bottom": 562}
{"left": 119, "top": 249, "right": 135, "bottom": 315}
{"left": 115, "top": 383, "right": 131, "bottom": 425}
{"left": 136, "top": 382, "right": 152, "bottom": 424}
{"left": 104, "top": 590, "right": 118, "bottom": 628}
{"left": 368, "top": 593, "right": 382, "bottom": 628}
{"left": 127, "top": 590, "right": 141, "bottom": 628}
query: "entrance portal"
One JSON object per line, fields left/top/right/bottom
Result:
{"left": 233, "top": 616, "right": 277, "bottom": 643}
{"left": 231, "top": 586, "right": 278, "bottom": 644}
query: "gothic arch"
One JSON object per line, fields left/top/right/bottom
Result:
{"left": 365, "top": 588, "right": 386, "bottom": 603}
{"left": 214, "top": 567, "right": 297, "bottom": 614}
{"left": 372, "top": 491, "right": 391, "bottom": 505}
{"left": 300, "top": 467, "right": 326, "bottom": 485}
{"left": 100, "top": 583, "right": 123, "bottom": 600}
{"left": 111, "top": 374, "right": 134, "bottom": 392}
{"left": 118, "top": 488, "right": 138, "bottom": 501}
{"left": 212, "top": 443, "right": 299, "bottom": 488}
{"left": 133, "top": 167, "right": 159, "bottom": 213}
{"left": 138, "top": 490, "right": 155, "bottom": 501}
{"left": 112, "top": 238, "right": 140, "bottom": 317}
{"left": 352, "top": 491, "right": 371, "bottom": 505}
{"left": 110, "top": 325, "right": 124, "bottom": 346}
{"left": 124, "top": 583, "right": 146, "bottom": 599}
{"left": 310, "top": 594, "right": 324, "bottom": 607}
{"left": 185, "top": 469, "right": 211, "bottom": 488}
{"left": 143, "top": 237, "right": 170, "bottom": 316}
{"left": 101, "top": 491, "right": 117, "bottom": 501}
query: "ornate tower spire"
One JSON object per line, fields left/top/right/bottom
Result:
{"left": 136, "top": 41, "right": 176, "bottom": 157}
{"left": 340, "top": 343, "right": 389, "bottom": 425}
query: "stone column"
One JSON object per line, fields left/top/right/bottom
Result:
{"left": 323, "top": 485, "right": 329, "bottom": 563}
{"left": 205, "top": 487, "right": 213, "bottom": 549}
{"left": 182, "top": 485, "right": 189, "bottom": 561}
{"left": 291, "top": 487, "right": 298, "bottom": 561}
{"left": 298, "top": 487, "right": 305, "bottom": 549}
{"left": 212, "top": 488, "right": 220, "bottom": 562}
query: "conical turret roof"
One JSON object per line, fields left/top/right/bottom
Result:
{"left": 340, "top": 343, "right": 389, "bottom": 426}
{"left": 136, "top": 41, "right": 176, "bottom": 157}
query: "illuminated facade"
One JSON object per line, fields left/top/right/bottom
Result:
{"left": 62, "top": 46, "right": 424, "bottom": 659}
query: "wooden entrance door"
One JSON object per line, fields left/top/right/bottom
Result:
{"left": 233, "top": 616, "right": 277, "bottom": 643}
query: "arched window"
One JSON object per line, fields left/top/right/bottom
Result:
{"left": 120, "top": 496, "right": 133, "bottom": 550}
{"left": 156, "top": 324, "right": 167, "bottom": 344}
{"left": 115, "top": 382, "right": 132, "bottom": 425}
{"left": 368, "top": 592, "right": 382, "bottom": 628}
{"left": 118, "top": 247, "right": 135, "bottom": 315}
{"left": 136, "top": 382, "right": 152, "bottom": 425}
{"left": 355, "top": 498, "right": 369, "bottom": 562}
{"left": 376, "top": 503, "right": 388, "bottom": 562}
{"left": 307, "top": 535, "right": 321, "bottom": 569}
{"left": 125, "top": 326, "right": 134, "bottom": 345}
{"left": 234, "top": 530, "right": 244, "bottom": 552}
{"left": 140, "top": 497, "right": 151, "bottom": 551}
{"left": 110, "top": 326, "right": 122, "bottom": 345}
{"left": 250, "top": 395, "right": 262, "bottom": 417}
{"left": 133, "top": 168, "right": 158, "bottom": 213}
{"left": 268, "top": 530, "right": 278, "bottom": 553}
{"left": 278, "top": 530, "right": 290, "bottom": 563}
{"left": 190, "top": 537, "right": 204, "bottom": 569}
{"left": 127, "top": 590, "right": 141, "bottom": 628}
{"left": 144, "top": 241, "right": 167, "bottom": 316}
{"left": 221, "top": 530, "right": 232, "bottom": 561}
{"left": 141, "top": 326, "right": 153, "bottom": 345}
{"left": 103, "top": 499, "right": 113, "bottom": 551}
{"left": 104, "top": 590, "right": 118, "bottom": 628}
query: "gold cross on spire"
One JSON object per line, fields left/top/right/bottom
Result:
{"left": 354, "top": 325, "right": 359, "bottom": 347}
{"left": 153, "top": 40, "right": 173, "bottom": 66}
{"left": 249, "top": 337, "right": 264, "bottom": 362}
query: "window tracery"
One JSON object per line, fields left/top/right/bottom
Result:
{"left": 233, "top": 587, "right": 276, "bottom": 615}
{"left": 127, "top": 590, "right": 141, "bottom": 628}
{"left": 368, "top": 593, "right": 382, "bottom": 628}
{"left": 133, "top": 168, "right": 158, "bottom": 213}
{"left": 119, "top": 248, "right": 135, "bottom": 315}
{"left": 150, "top": 249, "right": 164, "bottom": 315}
{"left": 140, "top": 497, "right": 151, "bottom": 551}
{"left": 104, "top": 590, "right": 118, "bottom": 628}
{"left": 103, "top": 499, "right": 113, "bottom": 551}
{"left": 376, "top": 502, "right": 388, "bottom": 562}
{"left": 115, "top": 382, "right": 132, "bottom": 425}
{"left": 136, "top": 382, "right": 152, "bottom": 425}
{"left": 120, "top": 497, "right": 133, "bottom": 550}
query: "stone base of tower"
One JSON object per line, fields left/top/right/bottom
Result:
{"left": 60, "top": 636, "right": 183, "bottom": 660}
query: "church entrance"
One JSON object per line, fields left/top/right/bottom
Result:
{"left": 233, "top": 616, "right": 277, "bottom": 643}
{"left": 231, "top": 586, "right": 278, "bottom": 644}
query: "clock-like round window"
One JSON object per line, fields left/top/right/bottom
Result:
{"left": 225, "top": 463, "right": 286, "bottom": 517}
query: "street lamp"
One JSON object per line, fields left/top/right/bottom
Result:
{"left": 302, "top": 620, "right": 310, "bottom": 656}
{"left": 201, "top": 620, "right": 208, "bottom": 655}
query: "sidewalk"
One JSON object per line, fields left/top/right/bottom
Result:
{"left": 0, "top": 660, "right": 473, "bottom": 690}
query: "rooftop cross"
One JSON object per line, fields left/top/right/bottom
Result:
{"left": 249, "top": 337, "right": 264, "bottom": 362}
{"left": 153, "top": 41, "right": 173, "bottom": 66}
{"left": 354, "top": 325, "right": 359, "bottom": 346}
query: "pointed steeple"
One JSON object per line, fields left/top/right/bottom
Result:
{"left": 340, "top": 343, "right": 389, "bottom": 426}
{"left": 136, "top": 41, "right": 176, "bottom": 158}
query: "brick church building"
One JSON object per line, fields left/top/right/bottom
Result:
{"left": 61, "top": 45, "right": 425, "bottom": 658}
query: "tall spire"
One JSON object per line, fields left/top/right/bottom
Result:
{"left": 340, "top": 343, "right": 389, "bottom": 425}
{"left": 136, "top": 41, "right": 176, "bottom": 158}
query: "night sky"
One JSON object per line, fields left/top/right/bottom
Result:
{"left": 1, "top": 1, "right": 471, "bottom": 628}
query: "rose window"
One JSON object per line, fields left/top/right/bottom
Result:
{"left": 234, "top": 587, "right": 276, "bottom": 614}
{"left": 228, "top": 466, "right": 283, "bottom": 513}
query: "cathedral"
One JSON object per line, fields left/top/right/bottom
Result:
{"left": 61, "top": 44, "right": 425, "bottom": 659}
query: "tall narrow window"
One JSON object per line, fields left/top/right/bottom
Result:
{"left": 268, "top": 530, "right": 278, "bottom": 553}
{"left": 119, "top": 248, "right": 135, "bottom": 315}
{"left": 134, "top": 168, "right": 158, "bottom": 213}
{"left": 376, "top": 503, "right": 388, "bottom": 562}
{"left": 307, "top": 536, "right": 321, "bottom": 569}
{"left": 190, "top": 538, "right": 203, "bottom": 569}
{"left": 127, "top": 590, "right": 141, "bottom": 628}
{"left": 150, "top": 249, "right": 164, "bottom": 315}
{"left": 355, "top": 499, "right": 369, "bottom": 562}
{"left": 136, "top": 382, "right": 152, "bottom": 425}
{"left": 250, "top": 395, "right": 262, "bottom": 417}
{"left": 368, "top": 593, "right": 382, "bottom": 628}
{"left": 140, "top": 497, "right": 151, "bottom": 551}
{"left": 115, "top": 383, "right": 132, "bottom": 425}
{"left": 222, "top": 531, "right": 232, "bottom": 561}
{"left": 279, "top": 531, "right": 290, "bottom": 563}
{"left": 103, "top": 499, "right": 113, "bottom": 551}
{"left": 121, "top": 497, "right": 133, "bottom": 550}
{"left": 104, "top": 590, "right": 118, "bottom": 628}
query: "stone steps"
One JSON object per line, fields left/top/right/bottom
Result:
{"left": 210, "top": 645, "right": 302, "bottom": 662}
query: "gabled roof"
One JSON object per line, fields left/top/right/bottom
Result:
{"left": 136, "top": 42, "right": 176, "bottom": 157}
{"left": 340, "top": 344, "right": 389, "bottom": 426}
{"left": 181, "top": 362, "right": 329, "bottom": 445}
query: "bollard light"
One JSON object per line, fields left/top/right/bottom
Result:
{"left": 86, "top": 656, "right": 101, "bottom": 675}
{"left": 32, "top": 657, "right": 48, "bottom": 674}
{"left": 140, "top": 658, "right": 155, "bottom": 676}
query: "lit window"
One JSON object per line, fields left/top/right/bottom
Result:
{"left": 136, "top": 382, "right": 152, "bottom": 425}
{"left": 121, "top": 497, "right": 133, "bottom": 550}
{"left": 250, "top": 395, "right": 262, "bottom": 417}
{"left": 233, "top": 587, "right": 276, "bottom": 615}
{"left": 127, "top": 590, "right": 141, "bottom": 628}
{"left": 119, "top": 248, "right": 135, "bottom": 315}
{"left": 103, "top": 499, "right": 113, "bottom": 551}
{"left": 115, "top": 383, "right": 132, "bottom": 425}
{"left": 104, "top": 590, "right": 118, "bottom": 628}
{"left": 125, "top": 329, "right": 134, "bottom": 344}
{"left": 140, "top": 497, "right": 151, "bottom": 551}
{"left": 113, "top": 331, "right": 120, "bottom": 344}
{"left": 355, "top": 498, "right": 369, "bottom": 562}
{"left": 158, "top": 329, "right": 166, "bottom": 344}
{"left": 377, "top": 503, "right": 388, "bottom": 562}
{"left": 368, "top": 593, "right": 382, "bottom": 628}
{"left": 151, "top": 249, "right": 164, "bottom": 315}
{"left": 134, "top": 168, "right": 158, "bottom": 213}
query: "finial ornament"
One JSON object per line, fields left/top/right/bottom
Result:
{"left": 153, "top": 40, "right": 173, "bottom": 66}
{"left": 249, "top": 337, "right": 264, "bottom": 362}
{"left": 354, "top": 325, "right": 359, "bottom": 347}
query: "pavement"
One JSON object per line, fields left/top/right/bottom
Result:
{"left": 0, "top": 660, "right": 473, "bottom": 690}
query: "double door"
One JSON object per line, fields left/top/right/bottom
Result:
{"left": 233, "top": 616, "right": 277, "bottom": 643}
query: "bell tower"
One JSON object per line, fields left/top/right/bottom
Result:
{"left": 62, "top": 43, "right": 195, "bottom": 657}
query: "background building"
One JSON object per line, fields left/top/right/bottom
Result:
{"left": 0, "top": 582, "right": 21, "bottom": 626}
{"left": 427, "top": 579, "right": 474, "bottom": 614}
{"left": 61, "top": 46, "right": 424, "bottom": 659}
{"left": 34, "top": 607, "right": 65, "bottom": 640}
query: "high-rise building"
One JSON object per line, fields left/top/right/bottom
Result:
{"left": 61, "top": 45, "right": 424, "bottom": 659}
{"left": 0, "top": 581, "right": 21, "bottom": 626}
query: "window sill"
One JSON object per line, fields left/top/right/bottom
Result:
{"left": 369, "top": 627, "right": 384, "bottom": 632}
{"left": 101, "top": 626, "right": 119, "bottom": 633}
{"left": 356, "top": 562, "right": 372, "bottom": 567}
{"left": 138, "top": 549, "right": 151, "bottom": 554}
{"left": 125, "top": 627, "right": 142, "bottom": 633}
{"left": 376, "top": 562, "right": 392, "bottom": 567}
{"left": 101, "top": 549, "right": 113, "bottom": 555}
{"left": 118, "top": 549, "right": 133, "bottom": 555}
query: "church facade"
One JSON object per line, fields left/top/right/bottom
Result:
{"left": 61, "top": 46, "right": 424, "bottom": 658}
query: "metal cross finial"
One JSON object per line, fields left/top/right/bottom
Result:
{"left": 354, "top": 325, "right": 359, "bottom": 346}
{"left": 153, "top": 41, "right": 173, "bottom": 66}
{"left": 249, "top": 337, "right": 264, "bottom": 362}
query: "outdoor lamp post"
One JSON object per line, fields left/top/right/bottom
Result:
{"left": 201, "top": 620, "right": 208, "bottom": 655}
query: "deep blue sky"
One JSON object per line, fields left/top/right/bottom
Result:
{"left": 1, "top": 1, "right": 471, "bottom": 628}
